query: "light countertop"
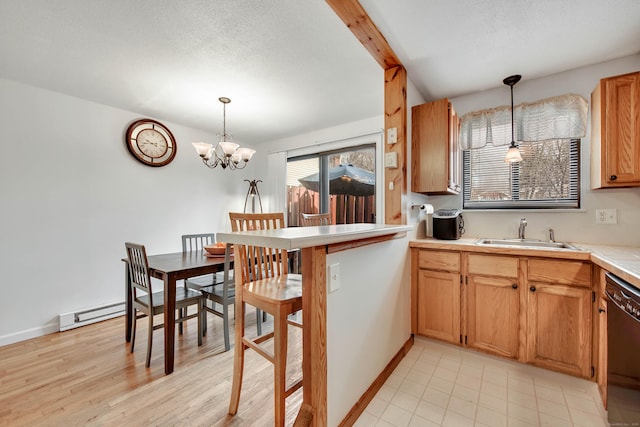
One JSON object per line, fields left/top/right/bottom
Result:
{"left": 410, "top": 238, "right": 640, "bottom": 289}
{"left": 217, "top": 223, "right": 412, "bottom": 251}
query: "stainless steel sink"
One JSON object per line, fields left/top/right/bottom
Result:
{"left": 475, "top": 238, "right": 582, "bottom": 250}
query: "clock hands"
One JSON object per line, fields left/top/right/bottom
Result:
{"left": 141, "top": 138, "right": 159, "bottom": 147}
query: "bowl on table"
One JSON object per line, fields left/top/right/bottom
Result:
{"left": 203, "top": 243, "right": 233, "bottom": 256}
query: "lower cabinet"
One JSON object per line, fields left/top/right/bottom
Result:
{"left": 416, "top": 269, "right": 460, "bottom": 344}
{"left": 466, "top": 254, "right": 520, "bottom": 359}
{"left": 526, "top": 258, "right": 593, "bottom": 378}
{"left": 412, "top": 248, "right": 594, "bottom": 379}
{"left": 594, "top": 267, "right": 608, "bottom": 408}
{"left": 415, "top": 249, "right": 461, "bottom": 345}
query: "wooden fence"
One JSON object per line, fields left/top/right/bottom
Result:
{"left": 287, "top": 185, "right": 376, "bottom": 226}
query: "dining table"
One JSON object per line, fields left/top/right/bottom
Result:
{"left": 122, "top": 248, "right": 233, "bottom": 374}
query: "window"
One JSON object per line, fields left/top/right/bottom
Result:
{"left": 463, "top": 139, "right": 580, "bottom": 209}
{"left": 286, "top": 145, "right": 376, "bottom": 226}
{"left": 460, "top": 93, "right": 587, "bottom": 210}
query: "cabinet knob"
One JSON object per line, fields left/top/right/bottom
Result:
{"left": 598, "top": 308, "right": 606, "bottom": 313}
{"left": 610, "top": 175, "right": 618, "bottom": 181}
{"left": 512, "top": 283, "right": 518, "bottom": 289}
{"left": 529, "top": 286, "right": 536, "bottom": 292}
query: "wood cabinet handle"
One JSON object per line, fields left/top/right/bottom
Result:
{"left": 529, "top": 286, "right": 536, "bottom": 292}
{"left": 610, "top": 175, "right": 617, "bottom": 181}
{"left": 512, "top": 283, "right": 518, "bottom": 289}
{"left": 598, "top": 308, "right": 606, "bottom": 313}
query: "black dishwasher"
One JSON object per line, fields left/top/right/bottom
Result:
{"left": 605, "top": 272, "right": 640, "bottom": 424}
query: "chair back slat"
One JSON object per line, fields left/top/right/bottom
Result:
{"left": 125, "top": 242, "right": 153, "bottom": 305}
{"left": 300, "top": 213, "right": 331, "bottom": 226}
{"left": 181, "top": 233, "right": 216, "bottom": 252}
{"left": 229, "top": 213, "right": 288, "bottom": 283}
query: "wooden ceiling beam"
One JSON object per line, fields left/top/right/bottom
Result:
{"left": 326, "top": 0, "right": 407, "bottom": 225}
{"left": 325, "top": 0, "right": 401, "bottom": 70}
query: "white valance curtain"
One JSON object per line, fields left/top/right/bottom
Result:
{"left": 459, "top": 94, "right": 589, "bottom": 150}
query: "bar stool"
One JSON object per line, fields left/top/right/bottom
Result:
{"left": 227, "top": 212, "right": 303, "bottom": 427}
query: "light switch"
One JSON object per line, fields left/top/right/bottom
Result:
{"left": 387, "top": 127, "right": 397, "bottom": 144}
{"left": 385, "top": 152, "right": 398, "bottom": 168}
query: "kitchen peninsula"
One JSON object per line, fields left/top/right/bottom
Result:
{"left": 217, "top": 223, "right": 413, "bottom": 426}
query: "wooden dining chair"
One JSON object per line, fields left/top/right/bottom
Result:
{"left": 191, "top": 244, "right": 236, "bottom": 352}
{"left": 227, "top": 212, "right": 303, "bottom": 427}
{"left": 182, "top": 233, "right": 216, "bottom": 253}
{"left": 182, "top": 233, "right": 220, "bottom": 334}
{"left": 125, "top": 242, "right": 204, "bottom": 368}
{"left": 299, "top": 212, "right": 332, "bottom": 226}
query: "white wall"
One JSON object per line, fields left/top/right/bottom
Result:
{"left": 0, "top": 78, "right": 267, "bottom": 345}
{"left": 326, "top": 235, "right": 411, "bottom": 425}
{"left": 413, "top": 55, "right": 640, "bottom": 246}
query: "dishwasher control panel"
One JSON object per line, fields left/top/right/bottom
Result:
{"left": 605, "top": 273, "right": 640, "bottom": 322}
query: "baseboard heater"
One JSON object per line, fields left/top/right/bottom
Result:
{"left": 59, "top": 302, "right": 125, "bottom": 331}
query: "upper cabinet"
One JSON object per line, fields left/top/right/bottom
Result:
{"left": 591, "top": 71, "right": 640, "bottom": 189}
{"left": 411, "top": 99, "right": 460, "bottom": 194}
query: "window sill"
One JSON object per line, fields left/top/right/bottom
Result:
{"left": 461, "top": 208, "right": 587, "bottom": 213}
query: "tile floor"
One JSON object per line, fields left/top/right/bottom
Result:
{"left": 354, "top": 337, "right": 609, "bottom": 427}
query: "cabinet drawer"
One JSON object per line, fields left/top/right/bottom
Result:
{"left": 529, "top": 259, "right": 592, "bottom": 287}
{"left": 467, "top": 254, "right": 518, "bottom": 278}
{"left": 418, "top": 250, "right": 460, "bottom": 272}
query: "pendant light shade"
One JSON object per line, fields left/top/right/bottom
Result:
{"left": 503, "top": 74, "right": 522, "bottom": 163}
{"left": 505, "top": 144, "right": 523, "bottom": 162}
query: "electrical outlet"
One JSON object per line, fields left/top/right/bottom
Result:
{"left": 328, "top": 263, "right": 340, "bottom": 293}
{"left": 595, "top": 209, "right": 617, "bottom": 224}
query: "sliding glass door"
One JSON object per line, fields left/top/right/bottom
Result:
{"left": 286, "top": 145, "right": 376, "bottom": 226}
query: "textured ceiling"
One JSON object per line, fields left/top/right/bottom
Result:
{"left": 1, "top": 0, "right": 639, "bottom": 146}
{"left": 360, "top": 0, "right": 640, "bottom": 100}
{"left": 0, "top": 0, "right": 383, "bottom": 145}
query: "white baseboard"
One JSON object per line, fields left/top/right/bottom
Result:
{"left": 0, "top": 321, "right": 59, "bottom": 347}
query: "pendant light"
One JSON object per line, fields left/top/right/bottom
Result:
{"left": 503, "top": 75, "right": 523, "bottom": 163}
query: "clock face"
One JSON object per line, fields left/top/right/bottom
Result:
{"left": 125, "top": 119, "right": 177, "bottom": 167}
{"left": 137, "top": 129, "right": 168, "bottom": 158}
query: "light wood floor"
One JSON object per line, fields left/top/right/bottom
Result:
{"left": 0, "top": 308, "right": 303, "bottom": 426}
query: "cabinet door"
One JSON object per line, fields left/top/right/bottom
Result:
{"left": 526, "top": 283, "right": 592, "bottom": 378}
{"left": 448, "top": 104, "right": 461, "bottom": 193}
{"left": 592, "top": 71, "right": 640, "bottom": 188}
{"left": 603, "top": 72, "right": 640, "bottom": 185}
{"left": 411, "top": 99, "right": 459, "bottom": 194}
{"left": 417, "top": 269, "right": 461, "bottom": 344}
{"left": 467, "top": 275, "right": 519, "bottom": 359}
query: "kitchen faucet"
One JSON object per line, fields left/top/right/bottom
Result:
{"left": 518, "top": 218, "right": 527, "bottom": 239}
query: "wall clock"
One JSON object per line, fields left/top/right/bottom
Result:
{"left": 125, "top": 119, "right": 177, "bottom": 167}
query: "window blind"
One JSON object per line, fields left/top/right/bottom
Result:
{"left": 463, "top": 139, "right": 580, "bottom": 209}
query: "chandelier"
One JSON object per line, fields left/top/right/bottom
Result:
{"left": 192, "top": 97, "right": 255, "bottom": 170}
